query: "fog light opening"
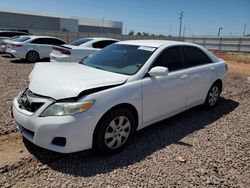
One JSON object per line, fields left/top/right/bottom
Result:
{"left": 51, "top": 137, "right": 66, "bottom": 146}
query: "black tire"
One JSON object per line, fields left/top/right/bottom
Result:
{"left": 93, "top": 108, "right": 136, "bottom": 154}
{"left": 204, "top": 82, "right": 221, "bottom": 108}
{"left": 26, "top": 51, "right": 40, "bottom": 63}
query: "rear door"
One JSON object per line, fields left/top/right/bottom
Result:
{"left": 30, "top": 38, "right": 51, "bottom": 58}
{"left": 181, "top": 46, "right": 215, "bottom": 106}
{"left": 30, "top": 38, "right": 65, "bottom": 58}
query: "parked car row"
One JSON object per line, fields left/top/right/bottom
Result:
{"left": 1, "top": 32, "right": 120, "bottom": 63}
{"left": 0, "top": 29, "right": 30, "bottom": 53}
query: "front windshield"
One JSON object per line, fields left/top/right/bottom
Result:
{"left": 83, "top": 44, "right": 156, "bottom": 75}
{"left": 69, "top": 38, "right": 92, "bottom": 46}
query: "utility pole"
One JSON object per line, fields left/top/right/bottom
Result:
{"left": 169, "top": 26, "right": 172, "bottom": 36}
{"left": 179, "top": 11, "right": 184, "bottom": 38}
{"left": 243, "top": 24, "right": 246, "bottom": 36}
{"left": 102, "top": 17, "right": 105, "bottom": 33}
{"left": 217, "top": 27, "right": 223, "bottom": 37}
{"left": 183, "top": 25, "right": 186, "bottom": 38}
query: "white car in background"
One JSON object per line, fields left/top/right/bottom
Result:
{"left": 0, "top": 30, "right": 30, "bottom": 53}
{"left": 0, "top": 30, "right": 30, "bottom": 41}
{"left": 50, "top": 37, "right": 119, "bottom": 62}
{"left": 6, "top": 35, "right": 66, "bottom": 62}
{"left": 12, "top": 40, "right": 227, "bottom": 154}
{"left": 0, "top": 36, "right": 29, "bottom": 54}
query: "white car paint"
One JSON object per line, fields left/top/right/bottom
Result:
{"left": 12, "top": 40, "right": 227, "bottom": 153}
{"left": 5, "top": 35, "right": 66, "bottom": 61}
{"left": 50, "top": 37, "right": 119, "bottom": 62}
{"left": 29, "top": 63, "right": 128, "bottom": 99}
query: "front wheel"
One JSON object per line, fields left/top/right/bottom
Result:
{"left": 204, "top": 82, "right": 221, "bottom": 108}
{"left": 93, "top": 108, "right": 136, "bottom": 154}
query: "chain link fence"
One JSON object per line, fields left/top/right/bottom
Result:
{"left": 30, "top": 30, "right": 250, "bottom": 52}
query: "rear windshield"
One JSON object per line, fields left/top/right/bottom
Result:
{"left": 69, "top": 38, "right": 92, "bottom": 46}
{"left": 12, "top": 36, "right": 31, "bottom": 42}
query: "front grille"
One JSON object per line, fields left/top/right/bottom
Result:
{"left": 17, "top": 89, "right": 44, "bottom": 113}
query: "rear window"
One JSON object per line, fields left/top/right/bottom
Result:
{"left": 69, "top": 38, "right": 92, "bottom": 46}
{"left": 12, "top": 36, "right": 31, "bottom": 42}
{"left": 182, "top": 46, "right": 212, "bottom": 67}
{"left": 92, "top": 40, "right": 118, "bottom": 49}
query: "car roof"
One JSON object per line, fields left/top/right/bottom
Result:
{"left": 117, "top": 40, "right": 199, "bottom": 48}
{"left": 26, "top": 35, "right": 62, "bottom": 39}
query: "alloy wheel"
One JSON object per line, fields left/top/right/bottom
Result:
{"left": 104, "top": 116, "right": 131, "bottom": 149}
{"left": 208, "top": 85, "right": 219, "bottom": 106}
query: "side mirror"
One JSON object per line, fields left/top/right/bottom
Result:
{"left": 148, "top": 66, "right": 169, "bottom": 77}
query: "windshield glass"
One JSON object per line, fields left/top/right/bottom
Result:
{"left": 12, "top": 36, "right": 31, "bottom": 42}
{"left": 83, "top": 44, "right": 156, "bottom": 75}
{"left": 69, "top": 38, "right": 92, "bottom": 46}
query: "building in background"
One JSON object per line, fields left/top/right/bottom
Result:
{"left": 0, "top": 9, "right": 123, "bottom": 34}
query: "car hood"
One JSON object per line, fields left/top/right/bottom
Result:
{"left": 29, "top": 63, "right": 128, "bottom": 100}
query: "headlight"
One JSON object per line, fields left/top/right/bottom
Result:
{"left": 40, "top": 100, "right": 94, "bottom": 117}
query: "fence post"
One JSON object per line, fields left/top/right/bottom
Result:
{"left": 218, "top": 38, "right": 222, "bottom": 51}
{"left": 237, "top": 38, "right": 242, "bottom": 52}
{"left": 203, "top": 37, "right": 206, "bottom": 47}
{"left": 66, "top": 31, "right": 69, "bottom": 42}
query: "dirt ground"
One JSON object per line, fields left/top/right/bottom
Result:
{"left": 212, "top": 51, "right": 250, "bottom": 80}
{"left": 0, "top": 53, "right": 249, "bottom": 187}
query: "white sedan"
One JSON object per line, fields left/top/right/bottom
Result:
{"left": 50, "top": 37, "right": 119, "bottom": 62}
{"left": 12, "top": 40, "right": 227, "bottom": 154}
{"left": 6, "top": 35, "right": 66, "bottom": 62}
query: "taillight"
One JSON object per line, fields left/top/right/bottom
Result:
{"left": 53, "top": 47, "right": 71, "bottom": 55}
{"left": 10, "top": 43, "right": 22, "bottom": 47}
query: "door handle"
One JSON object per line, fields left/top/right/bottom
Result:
{"left": 210, "top": 67, "right": 215, "bottom": 71}
{"left": 180, "top": 74, "right": 189, "bottom": 79}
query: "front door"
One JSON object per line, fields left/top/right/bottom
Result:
{"left": 142, "top": 47, "right": 189, "bottom": 127}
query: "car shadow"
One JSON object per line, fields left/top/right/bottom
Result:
{"left": 10, "top": 58, "right": 50, "bottom": 64}
{"left": 23, "top": 97, "right": 239, "bottom": 177}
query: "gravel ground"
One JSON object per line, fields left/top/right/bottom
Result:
{"left": 0, "top": 55, "right": 34, "bottom": 135}
{"left": 0, "top": 54, "right": 250, "bottom": 187}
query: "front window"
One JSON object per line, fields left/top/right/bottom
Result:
{"left": 83, "top": 44, "right": 156, "bottom": 75}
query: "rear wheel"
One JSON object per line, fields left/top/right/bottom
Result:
{"left": 26, "top": 51, "right": 39, "bottom": 63}
{"left": 93, "top": 108, "right": 136, "bottom": 154}
{"left": 204, "top": 82, "right": 221, "bottom": 108}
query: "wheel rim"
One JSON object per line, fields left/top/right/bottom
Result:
{"left": 104, "top": 116, "right": 131, "bottom": 149}
{"left": 208, "top": 86, "right": 219, "bottom": 106}
{"left": 28, "top": 52, "right": 38, "bottom": 62}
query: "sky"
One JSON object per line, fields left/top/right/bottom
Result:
{"left": 0, "top": 0, "right": 250, "bottom": 36}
